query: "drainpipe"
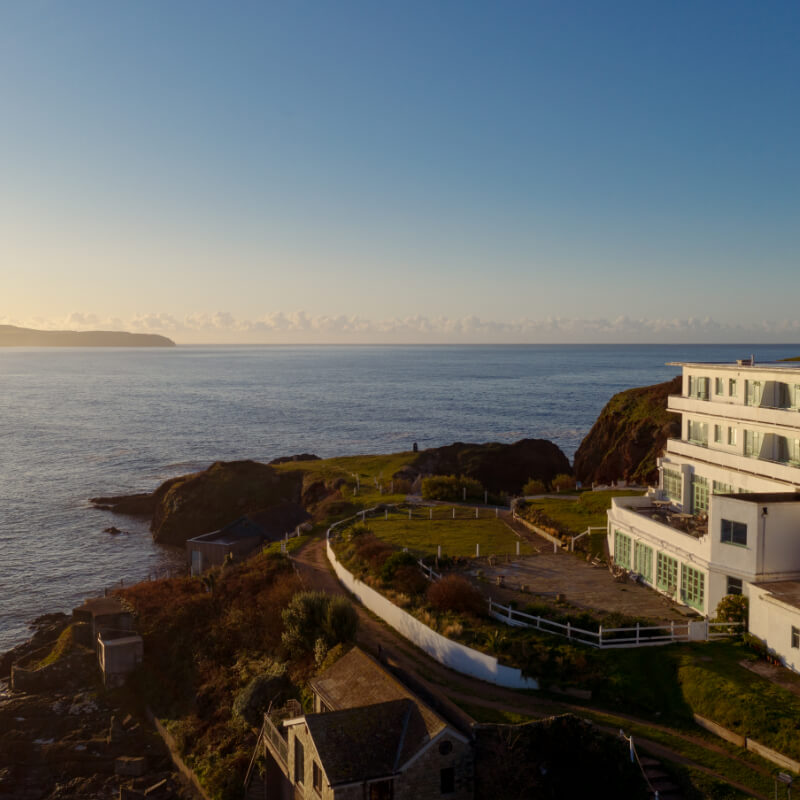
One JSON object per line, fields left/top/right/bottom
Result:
{"left": 759, "top": 507, "right": 768, "bottom": 575}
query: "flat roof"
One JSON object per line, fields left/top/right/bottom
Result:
{"left": 715, "top": 492, "right": 800, "bottom": 504}
{"left": 754, "top": 581, "right": 800, "bottom": 612}
{"left": 74, "top": 596, "right": 130, "bottom": 617}
{"left": 667, "top": 361, "right": 800, "bottom": 371}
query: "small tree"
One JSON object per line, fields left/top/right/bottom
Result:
{"left": 427, "top": 575, "right": 485, "bottom": 617}
{"left": 380, "top": 550, "right": 418, "bottom": 583}
{"left": 282, "top": 591, "right": 359, "bottom": 656}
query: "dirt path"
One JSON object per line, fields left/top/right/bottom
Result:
{"left": 291, "top": 536, "right": 771, "bottom": 798}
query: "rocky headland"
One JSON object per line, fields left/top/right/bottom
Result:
{"left": 573, "top": 375, "right": 681, "bottom": 486}
{"left": 0, "top": 325, "right": 175, "bottom": 347}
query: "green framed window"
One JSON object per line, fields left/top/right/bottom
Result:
{"left": 656, "top": 552, "right": 678, "bottom": 595}
{"left": 614, "top": 530, "right": 631, "bottom": 569}
{"left": 713, "top": 480, "right": 734, "bottom": 495}
{"left": 721, "top": 519, "right": 747, "bottom": 546}
{"left": 692, "top": 475, "right": 708, "bottom": 513}
{"left": 634, "top": 541, "right": 653, "bottom": 583}
{"left": 662, "top": 469, "right": 682, "bottom": 501}
{"left": 681, "top": 564, "right": 705, "bottom": 610}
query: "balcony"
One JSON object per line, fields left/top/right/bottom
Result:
{"left": 666, "top": 440, "right": 800, "bottom": 487}
{"left": 668, "top": 395, "right": 800, "bottom": 431}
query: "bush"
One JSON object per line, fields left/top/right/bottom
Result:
{"left": 552, "top": 474, "right": 576, "bottom": 492}
{"left": 522, "top": 478, "right": 547, "bottom": 495}
{"left": 427, "top": 575, "right": 486, "bottom": 617}
{"left": 392, "top": 478, "right": 413, "bottom": 494}
{"left": 232, "top": 662, "right": 288, "bottom": 726}
{"left": 380, "top": 550, "right": 418, "bottom": 583}
{"left": 393, "top": 565, "right": 429, "bottom": 596}
{"left": 354, "top": 534, "right": 394, "bottom": 571}
{"left": 421, "top": 474, "right": 484, "bottom": 502}
{"left": 282, "top": 591, "right": 359, "bottom": 657}
{"left": 714, "top": 594, "right": 748, "bottom": 629}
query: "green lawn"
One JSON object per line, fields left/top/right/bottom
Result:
{"left": 366, "top": 511, "right": 533, "bottom": 557}
{"left": 522, "top": 489, "right": 644, "bottom": 534}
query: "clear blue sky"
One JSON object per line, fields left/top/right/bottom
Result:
{"left": 2, "top": 1, "right": 798, "bottom": 343}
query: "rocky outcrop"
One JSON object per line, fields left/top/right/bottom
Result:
{"left": 0, "top": 613, "right": 70, "bottom": 678}
{"left": 91, "top": 460, "right": 308, "bottom": 546}
{"left": 573, "top": 376, "right": 681, "bottom": 487}
{"left": 149, "top": 460, "right": 305, "bottom": 546}
{"left": 398, "top": 439, "right": 572, "bottom": 495}
{"left": 269, "top": 453, "right": 321, "bottom": 465}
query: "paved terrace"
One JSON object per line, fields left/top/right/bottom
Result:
{"left": 478, "top": 523, "right": 691, "bottom": 621}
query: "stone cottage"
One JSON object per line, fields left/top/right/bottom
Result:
{"left": 254, "top": 647, "right": 473, "bottom": 799}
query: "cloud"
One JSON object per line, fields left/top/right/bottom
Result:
{"left": 4, "top": 311, "right": 800, "bottom": 344}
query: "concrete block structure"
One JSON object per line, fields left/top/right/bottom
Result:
{"left": 607, "top": 358, "right": 800, "bottom": 671}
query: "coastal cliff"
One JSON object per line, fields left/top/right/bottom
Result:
{"left": 399, "top": 438, "right": 572, "bottom": 494}
{"left": 573, "top": 376, "right": 681, "bottom": 486}
{"left": 0, "top": 324, "right": 175, "bottom": 347}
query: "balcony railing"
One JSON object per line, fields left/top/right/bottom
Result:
{"left": 263, "top": 713, "right": 288, "bottom": 766}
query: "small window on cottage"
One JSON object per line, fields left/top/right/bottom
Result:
{"left": 440, "top": 767, "right": 456, "bottom": 795}
{"left": 313, "top": 762, "right": 323, "bottom": 794}
{"left": 369, "top": 779, "right": 394, "bottom": 800}
{"left": 294, "top": 739, "right": 304, "bottom": 784}
{"left": 792, "top": 627, "right": 800, "bottom": 649}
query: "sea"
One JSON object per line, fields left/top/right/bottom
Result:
{"left": 2, "top": 343, "right": 799, "bottom": 652}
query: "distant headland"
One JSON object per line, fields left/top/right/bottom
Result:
{"left": 0, "top": 325, "right": 175, "bottom": 347}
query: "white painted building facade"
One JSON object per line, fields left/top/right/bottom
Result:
{"left": 607, "top": 359, "right": 800, "bottom": 671}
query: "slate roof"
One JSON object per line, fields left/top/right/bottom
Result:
{"left": 307, "top": 647, "right": 447, "bottom": 775}
{"left": 303, "top": 699, "right": 416, "bottom": 786}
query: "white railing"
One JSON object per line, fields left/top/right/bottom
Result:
{"left": 488, "top": 598, "right": 743, "bottom": 649}
{"left": 417, "top": 560, "right": 442, "bottom": 581}
{"left": 570, "top": 525, "right": 606, "bottom": 552}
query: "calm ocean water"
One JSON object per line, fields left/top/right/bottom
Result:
{"left": 2, "top": 343, "right": 798, "bottom": 651}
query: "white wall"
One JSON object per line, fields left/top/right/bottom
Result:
{"left": 326, "top": 539, "right": 539, "bottom": 691}
{"left": 749, "top": 588, "right": 800, "bottom": 674}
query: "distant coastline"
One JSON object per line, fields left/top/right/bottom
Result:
{"left": 0, "top": 325, "right": 175, "bottom": 347}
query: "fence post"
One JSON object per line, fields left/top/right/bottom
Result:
{"left": 567, "top": 622, "right": 571, "bottom": 640}
{"left": 670, "top": 620, "right": 675, "bottom": 641}
{"left": 599, "top": 625, "right": 603, "bottom": 648}
{"left": 516, "top": 540, "right": 520, "bottom": 556}
{"left": 475, "top": 507, "right": 479, "bottom": 519}
{"left": 437, "top": 544, "right": 442, "bottom": 559}
{"left": 536, "top": 616, "right": 541, "bottom": 630}
{"left": 408, "top": 509, "right": 412, "bottom": 520}
{"left": 636, "top": 622, "right": 640, "bottom": 645}
{"left": 430, "top": 507, "right": 433, "bottom": 520}
{"left": 508, "top": 604, "right": 512, "bottom": 621}
{"left": 495, "top": 507, "right": 498, "bottom": 518}
{"left": 385, "top": 509, "right": 388, "bottom": 519}
{"left": 452, "top": 507, "right": 456, "bottom": 519}
{"left": 488, "top": 597, "right": 493, "bottom": 614}
{"left": 476, "top": 543, "right": 480, "bottom": 557}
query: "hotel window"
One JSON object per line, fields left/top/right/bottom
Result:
{"left": 313, "top": 762, "right": 323, "bottom": 794}
{"left": 656, "top": 552, "right": 678, "bottom": 595}
{"left": 681, "top": 564, "right": 705, "bottom": 610}
{"left": 726, "top": 576, "right": 743, "bottom": 595}
{"left": 688, "top": 420, "right": 708, "bottom": 446}
{"left": 729, "top": 378, "right": 737, "bottom": 397}
{"left": 745, "top": 380, "right": 762, "bottom": 407}
{"left": 662, "top": 469, "right": 682, "bottom": 501}
{"left": 688, "top": 376, "right": 694, "bottom": 396}
{"left": 714, "top": 424, "right": 722, "bottom": 443}
{"left": 794, "top": 385, "right": 800, "bottom": 409}
{"left": 692, "top": 475, "right": 708, "bottom": 513}
{"left": 713, "top": 480, "right": 734, "bottom": 495}
{"left": 614, "top": 530, "right": 631, "bottom": 569}
{"left": 744, "top": 429, "right": 763, "bottom": 457}
{"left": 634, "top": 541, "right": 653, "bottom": 583}
{"left": 294, "top": 740, "right": 305, "bottom": 784}
{"left": 721, "top": 519, "right": 747, "bottom": 546}
{"left": 715, "top": 377, "right": 724, "bottom": 395}
{"left": 792, "top": 627, "right": 800, "bottom": 649}
{"left": 727, "top": 427, "right": 737, "bottom": 446}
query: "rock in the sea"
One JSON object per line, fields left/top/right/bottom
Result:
{"left": 104, "top": 526, "right": 122, "bottom": 535}
{"left": 269, "top": 453, "right": 321, "bottom": 465}
{"left": 89, "top": 492, "right": 155, "bottom": 516}
{"left": 573, "top": 376, "right": 681, "bottom": 487}
{"left": 398, "top": 439, "right": 572, "bottom": 495}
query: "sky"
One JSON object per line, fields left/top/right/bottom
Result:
{"left": 1, "top": 1, "right": 798, "bottom": 344}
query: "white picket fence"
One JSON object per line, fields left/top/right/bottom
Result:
{"left": 488, "top": 597, "right": 743, "bottom": 649}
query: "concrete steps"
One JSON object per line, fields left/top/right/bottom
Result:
{"left": 639, "top": 756, "right": 684, "bottom": 799}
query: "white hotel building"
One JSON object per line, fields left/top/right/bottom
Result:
{"left": 607, "top": 358, "right": 800, "bottom": 671}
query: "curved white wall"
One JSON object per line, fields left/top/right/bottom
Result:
{"left": 326, "top": 538, "right": 539, "bottom": 691}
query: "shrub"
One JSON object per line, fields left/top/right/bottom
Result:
{"left": 552, "top": 474, "right": 576, "bottom": 492}
{"left": 392, "top": 478, "right": 413, "bottom": 494}
{"left": 347, "top": 522, "right": 372, "bottom": 539}
{"left": 281, "top": 591, "right": 359, "bottom": 657}
{"left": 427, "top": 575, "right": 485, "bottom": 617}
{"left": 714, "top": 594, "right": 748, "bottom": 629}
{"left": 380, "top": 550, "right": 418, "bottom": 583}
{"left": 421, "top": 474, "right": 484, "bottom": 502}
{"left": 393, "top": 565, "right": 429, "bottom": 596}
{"left": 522, "top": 478, "right": 547, "bottom": 495}
{"left": 232, "top": 662, "right": 288, "bottom": 726}
{"left": 354, "top": 534, "right": 394, "bottom": 571}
